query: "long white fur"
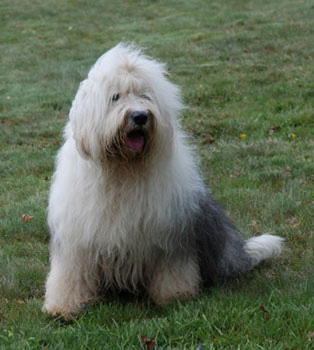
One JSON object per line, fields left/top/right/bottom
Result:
{"left": 43, "top": 44, "right": 284, "bottom": 317}
{"left": 245, "top": 234, "right": 284, "bottom": 266}
{"left": 44, "top": 44, "right": 206, "bottom": 316}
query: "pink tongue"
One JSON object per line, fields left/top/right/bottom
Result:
{"left": 126, "top": 132, "right": 145, "bottom": 150}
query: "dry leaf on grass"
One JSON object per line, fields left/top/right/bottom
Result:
{"left": 22, "top": 214, "right": 34, "bottom": 223}
{"left": 202, "top": 138, "right": 215, "bottom": 145}
{"left": 268, "top": 126, "right": 281, "bottom": 134}
{"left": 141, "top": 336, "right": 157, "bottom": 349}
{"left": 259, "top": 305, "right": 269, "bottom": 319}
{"left": 307, "top": 331, "right": 314, "bottom": 341}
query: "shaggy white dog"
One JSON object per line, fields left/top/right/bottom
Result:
{"left": 43, "top": 44, "right": 284, "bottom": 317}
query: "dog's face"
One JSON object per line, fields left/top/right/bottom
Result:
{"left": 103, "top": 81, "right": 156, "bottom": 161}
{"left": 69, "top": 44, "right": 183, "bottom": 165}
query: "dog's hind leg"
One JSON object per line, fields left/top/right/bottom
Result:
{"left": 194, "top": 192, "right": 284, "bottom": 282}
{"left": 148, "top": 254, "right": 201, "bottom": 306}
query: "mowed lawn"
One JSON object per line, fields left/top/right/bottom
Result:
{"left": 0, "top": 0, "right": 313, "bottom": 349}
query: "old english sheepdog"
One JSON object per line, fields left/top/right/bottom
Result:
{"left": 43, "top": 44, "right": 284, "bottom": 317}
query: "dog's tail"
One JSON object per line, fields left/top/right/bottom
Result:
{"left": 244, "top": 234, "right": 284, "bottom": 267}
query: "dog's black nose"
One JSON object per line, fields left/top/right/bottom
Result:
{"left": 130, "top": 111, "right": 148, "bottom": 126}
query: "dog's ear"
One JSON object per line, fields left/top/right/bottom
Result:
{"left": 73, "top": 132, "right": 90, "bottom": 159}
{"left": 69, "top": 80, "right": 96, "bottom": 160}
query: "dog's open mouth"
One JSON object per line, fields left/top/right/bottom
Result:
{"left": 126, "top": 130, "right": 145, "bottom": 151}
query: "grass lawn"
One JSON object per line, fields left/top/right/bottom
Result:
{"left": 1, "top": 0, "right": 313, "bottom": 349}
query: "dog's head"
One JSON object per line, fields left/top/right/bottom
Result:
{"left": 69, "top": 44, "right": 183, "bottom": 165}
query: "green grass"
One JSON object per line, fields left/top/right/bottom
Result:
{"left": 1, "top": 0, "right": 313, "bottom": 349}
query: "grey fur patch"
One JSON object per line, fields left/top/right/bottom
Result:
{"left": 190, "top": 192, "right": 253, "bottom": 286}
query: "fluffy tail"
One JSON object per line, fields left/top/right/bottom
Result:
{"left": 245, "top": 234, "right": 284, "bottom": 267}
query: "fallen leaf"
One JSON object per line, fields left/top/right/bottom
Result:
{"left": 268, "top": 126, "right": 281, "bottom": 134}
{"left": 202, "top": 138, "right": 215, "bottom": 145}
{"left": 307, "top": 331, "right": 314, "bottom": 340}
{"left": 259, "top": 305, "right": 269, "bottom": 319}
{"left": 22, "top": 214, "right": 34, "bottom": 223}
{"left": 141, "top": 336, "right": 157, "bottom": 349}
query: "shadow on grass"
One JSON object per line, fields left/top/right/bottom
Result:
{"left": 46, "top": 269, "right": 270, "bottom": 328}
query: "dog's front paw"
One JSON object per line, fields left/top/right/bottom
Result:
{"left": 42, "top": 301, "right": 86, "bottom": 319}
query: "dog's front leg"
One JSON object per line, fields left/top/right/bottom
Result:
{"left": 43, "top": 249, "right": 98, "bottom": 318}
{"left": 148, "top": 255, "right": 201, "bottom": 306}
